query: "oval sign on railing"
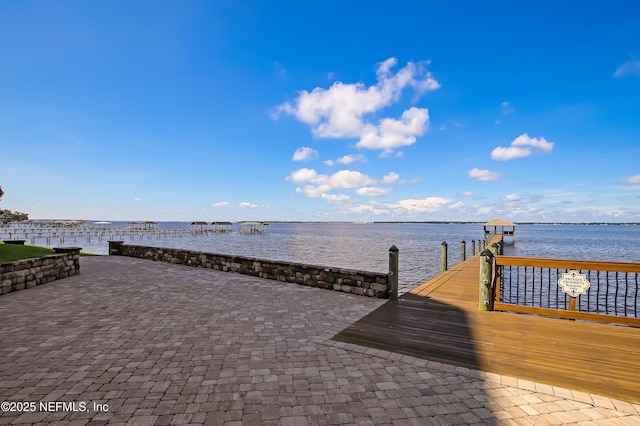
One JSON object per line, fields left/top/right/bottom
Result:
{"left": 558, "top": 270, "right": 591, "bottom": 297}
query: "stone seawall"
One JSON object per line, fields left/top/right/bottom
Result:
{"left": 0, "top": 248, "right": 81, "bottom": 295}
{"left": 109, "top": 241, "right": 390, "bottom": 298}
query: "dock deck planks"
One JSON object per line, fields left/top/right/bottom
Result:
{"left": 333, "top": 253, "right": 640, "bottom": 403}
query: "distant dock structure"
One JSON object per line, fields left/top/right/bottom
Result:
{"left": 126, "top": 221, "right": 158, "bottom": 231}
{"left": 190, "top": 221, "right": 209, "bottom": 233}
{"left": 238, "top": 221, "right": 269, "bottom": 234}
{"left": 190, "top": 221, "right": 234, "bottom": 233}
{"left": 483, "top": 218, "right": 517, "bottom": 244}
{"left": 211, "top": 221, "right": 233, "bottom": 233}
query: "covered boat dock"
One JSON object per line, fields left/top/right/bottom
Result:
{"left": 211, "top": 221, "right": 233, "bottom": 233}
{"left": 237, "top": 221, "right": 269, "bottom": 234}
{"left": 483, "top": 218, "right": 517, "bottom": 244}
{"left": 190, "top": 221, "right": 209, "bottom": 233}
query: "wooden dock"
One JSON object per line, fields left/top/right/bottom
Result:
{"left": 333, "top": 251, "right": 640, "bottom": 403}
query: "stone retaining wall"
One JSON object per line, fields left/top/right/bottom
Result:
{"left": 0, "top": 248, "right": 81, "bottom": 295}
{"left": 109, "top": 241, "right": 390, "bottom": 298}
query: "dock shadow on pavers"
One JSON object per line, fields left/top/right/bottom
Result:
{"left": 333, "top": 293, "right": 481, "bottom": 370}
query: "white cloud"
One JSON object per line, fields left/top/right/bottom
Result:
{"left": 296, "top": 185, "right": 331, "bottom": 198}
{"left": 286, "top": 168, "right": 318, "bottom": 183}
{"left": 239, "top": 202, "right": 258, "bottom": 208}
{"left": 134, "top": 197, "right": 142, "bottom": 201}
{"left": 511, "top": 134, "right": 554, "bottom": 152}
{"left": 491, "top": 133, "right": 554, "bottom": 161}
{"left": 285, "top": 168, "right": 375, "bottom": 188}
{"left": 379, "top": 171, "right": 420, "bottom": 185}
{"left": 620, "top": 174, "right": 640, "bottom": 185}
{"left": 461, "top": 191, "right": 474, "bottom": 196}
{"left": 355, "top": 187, "right": 391, "bottom": 197}
{"left": 501, "top": 101, "right": 514, "bottom": 115}
{"left": 340, "top": 154, "right": 366, "bottom": 164}
{"left": 564, "top": 205, "right": 639, "bottom": 218}
{"left": 327, "top": 170, "right": 375, "bottom": 188}
{"left": 506, "top": 207, "right": 544, "bottom": 217}
{"left": 502, "top": 193, "right": 521, "bottom": 201}
{"left": 348, "top": 201, "right": 392, "bottom": 215}
{"left": 292, "top": 147, "right": 318, "bottom": 161}
{"left": 212, "top": 201, "right": 230, "bottom": 207}
{"left": 468, "top": 168, "right": 501, "bottom": 181}
{"left": 322, "top": 193, "right": 350, "bottom": 203}
{"left": 476, "top": 206, "right": 494, "bottom": 216}
{"left": 288, "top": 168, "right": 422, "bottom": 204}
{"left": 274, "top": 57, "right": 439, "bottom": 154}
{"left": 491, "top": 146, "right": 531, "bottom": 161}
{"left": 381, "top": 172, "right": 400, "bottom": 184}
{"left": 346, "top": 196, "right": 455, "bottom": 216}
{"left": 614, "top": 60, "right": 640, "bottom": 78}
{"left": 324, "top": 154, "right": 366, "bottom": 166}
{"left": 288, "top": 168, "right": 377, "bottom": 199}
{"left": 357, "top": 107, "right": 429, "bottom": 152}
{"left": 393, "top": 197, "right": 451, "bottom": 213}
{"left": 449, "top": 201, "right": 465, "bottom": 209}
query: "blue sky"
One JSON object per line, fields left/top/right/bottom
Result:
{"left": 1, "top": 1, "right": 639, "bottom": 222}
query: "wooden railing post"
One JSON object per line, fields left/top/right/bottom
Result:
{"left": 479, "top": 249, "right": 495, "bottom": 311}
{"left": 388, "top": 245, "right": 399, "bottom": 301}
{"left": 461, "top": 240, "right": 466, "bottom": 261}
{"left": 441, "top": 241, "right": 448, "bottom": 272}
{"left": 471, "top": 240, "right": 476, "bottom": 256}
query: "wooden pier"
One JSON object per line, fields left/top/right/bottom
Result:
{"left": 334, "top": 249, "right": 640, "bottom": 403}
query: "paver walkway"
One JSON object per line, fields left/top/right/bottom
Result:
{"left": 0, "top": 256, "right": 638, "bottom": 425}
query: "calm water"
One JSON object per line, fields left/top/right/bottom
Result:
{"left": 15, "top": 221, "right": 637, "bottom": 294}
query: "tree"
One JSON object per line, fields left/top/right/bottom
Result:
{"left": 0, "top": 186, "right": 29, "bottom": 224}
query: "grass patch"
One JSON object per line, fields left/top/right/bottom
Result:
{"left": 0, "top": 243, "right": 56, "bottom": 262}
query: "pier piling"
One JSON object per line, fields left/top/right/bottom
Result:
{"left": 479, "top": 249, "right": 495, "bottom": 311}
{"left": 388, "top": 245, "right": 399, "bottom": 301}
{"left": 441, "top": 242, "right": 448, "bottom": 272}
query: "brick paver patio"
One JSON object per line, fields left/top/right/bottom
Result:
{"left": 0, "top": 256, "right": 638, "bottom": 425}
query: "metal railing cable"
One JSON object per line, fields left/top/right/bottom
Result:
{"left": 498, "top": 260, "right": 640, "bottom": 319}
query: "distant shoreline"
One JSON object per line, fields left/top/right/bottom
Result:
{"left": 23, "top": 220, "right": 640, "bottom": 226}
{"left": 373, "top": 221, "right": 640, "bottom": 226}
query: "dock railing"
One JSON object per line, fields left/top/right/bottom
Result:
{"left": 481, "top": 245, "right": 640, "bottom": 326}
